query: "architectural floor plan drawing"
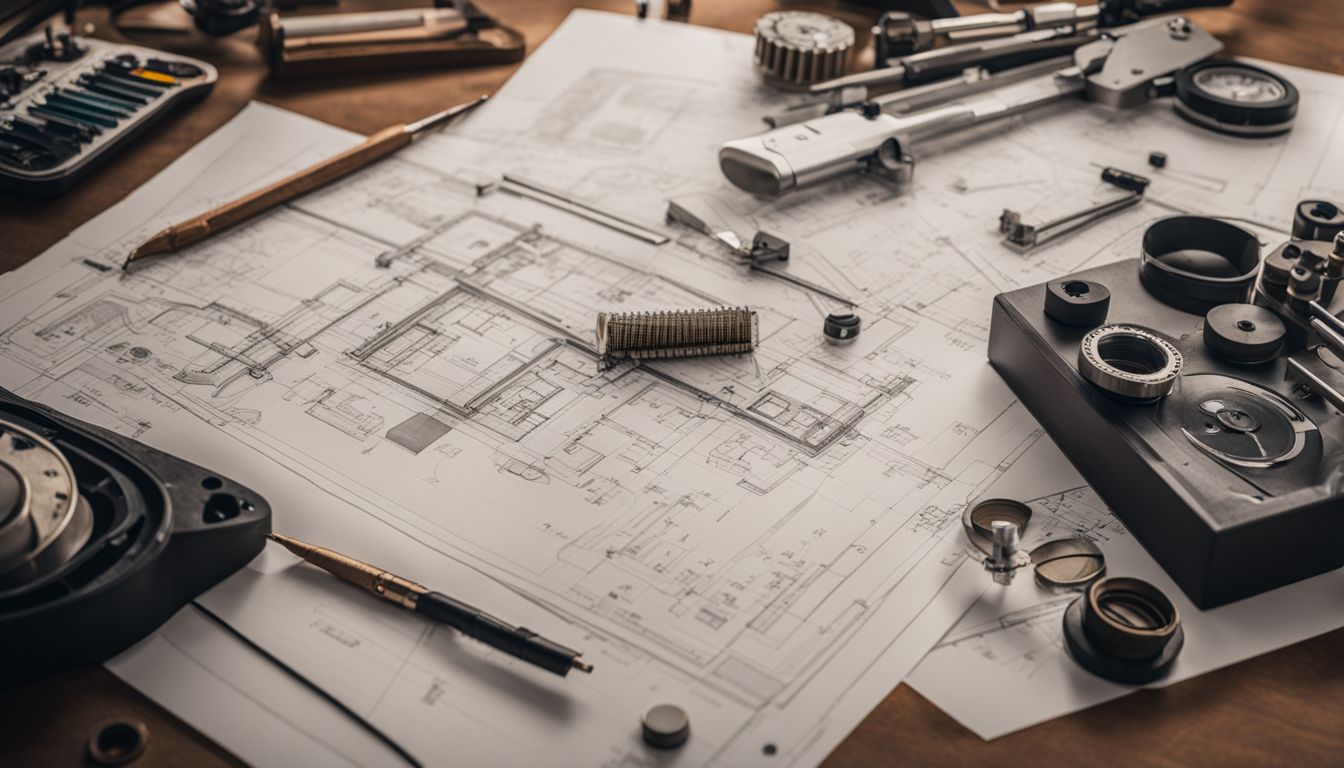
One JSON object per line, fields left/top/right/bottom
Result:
{"left": 5, "top": 10, "right": 1344, "bottom": 767}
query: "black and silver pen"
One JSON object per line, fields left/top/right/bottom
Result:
{"left": 267, "top": 533, "right": 593, "bottom": 677}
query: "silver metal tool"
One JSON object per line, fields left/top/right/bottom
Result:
{"left": 1000, "top": 167, "right": 1150, "bottom": 251}
{"left": 493, "top": 174, "right": 668, "bottom": 245}
{"left": 1285, "top": 301, "right": 1344, "bottom": 411}
{"left": 876, "top": 0, "right": 1231, "bottom": 56}
{"left": 666, "top": 197, "right": 855, "bottom": 306}
{"left": 721, "top": 17, "right": 1221, "bottom": 197}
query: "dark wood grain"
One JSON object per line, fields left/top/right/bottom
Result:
{"left": 3, "top": 1, "right": 1343, "bottom": 765}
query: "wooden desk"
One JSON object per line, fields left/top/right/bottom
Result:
{"left": 3, "top": 1, "right": 1343, "bottom": 764}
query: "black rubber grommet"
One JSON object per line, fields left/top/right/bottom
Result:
{"left": 1062, "top": 591, "right": 1183, "bottom": 685}
{"left": 1203, "top": 304, "right": 1286, "bottom": 364}
{"left": 1292, "top": 199, "right": 1344, "bottom": 241}
{"left": 87, "top": 719, "right": 149, "bottom": 766}
{"left": 1139, "top": 216, "right": 1260, "bottom": 315}
{"left": 1045, "top": 279, "right": 1110, "bottom": 327}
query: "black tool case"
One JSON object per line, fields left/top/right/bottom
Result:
{"left": 989, "top": 259, "right": 1344, "bottom": 608}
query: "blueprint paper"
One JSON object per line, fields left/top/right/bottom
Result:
{"left": 2, "top": 10, "right": 1344, "bottom": 766}
{"left": 0, "top": 13, "right": 1033, "bottom": 767}
{"left": 907, "top": 440, "right": 1344, "bottom": 740}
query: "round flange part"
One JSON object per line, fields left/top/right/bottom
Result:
{"left": 1063, "top": 576, "right": 1183, "bottom": 685}
{"left": 1202, "top": 304, "right": 1286, "bottom": 364}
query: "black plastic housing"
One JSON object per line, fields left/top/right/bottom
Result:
{"left": 989, "top": 259, "right": 1344, "bottom": 608}
{"left": 0, "top": 388, "right": 270, "bottom": 684}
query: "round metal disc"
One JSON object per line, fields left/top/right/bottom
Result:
{"left": 0, "top": 420, "right": 91, "bottom": 584}
{"left": 1029, "top": 537, "right": 1106, "bottom": 589}
{"left": 641, "top": 704, "right": 690, "bottom": 750}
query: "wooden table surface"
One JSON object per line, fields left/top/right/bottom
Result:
{"left": 3, "top": 1, "right": 1343, "bottom": 765}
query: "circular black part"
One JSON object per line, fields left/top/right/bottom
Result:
{"left": 87, "top": 719, "right": 149, "bottom": 766}
{"left": 1044, "top": 279, "right": 1111, "bottom": 327}
{"left": 1203, "top": 304, "right": 1286, "bottom": 364}
{"left": 823, "top": 312, "right": 862, "bottom": 345}
{"left": 642, "top": 704, "right": 690, "bottom": 750}
{"left": 1140, "top": 216, "right": 1260, "bottom": 314}
{"left": 1062, "top": 592, "right": 1183, "bottom": 686}
{"left": 1174, "top": 60, "right": 1298, "bottom": 138}
{"left": 1292, "top": 199, "right": 1344, "bottom": 241}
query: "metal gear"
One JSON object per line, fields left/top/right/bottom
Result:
{"left": 753, "top": 11, "right": 854, "bottom": 89}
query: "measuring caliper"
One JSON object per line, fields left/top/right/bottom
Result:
{"left": 720, "top": 16, "right": 1221, "bottom": 197}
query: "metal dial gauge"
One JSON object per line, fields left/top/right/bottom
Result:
{"left": 1174, "top": 60, "right": 1299, "bottom": 137}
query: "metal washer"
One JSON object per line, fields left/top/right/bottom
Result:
{"left": 1078, "top": 325, "right": 1183, "bottom": 403}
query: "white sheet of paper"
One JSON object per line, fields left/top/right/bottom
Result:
{"left": 1, "top": 14, "right": 1023, "bottom": 767}
{"left": 3, "top": 10, "right": 1344, "bottom": 764}
{"left": 908, "top": 439, "right": 1344, "bottom": 740}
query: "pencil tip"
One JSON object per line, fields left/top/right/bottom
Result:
{"left": 572, "top": 658, "right": 594, "bottom": 674}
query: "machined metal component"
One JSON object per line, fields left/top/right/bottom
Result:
{"left": 1078, "top": 324, "right": 1183, "bottom": 403}
{"left": 1063, "top": 576, "right": 1184, "bottom": 684}
{"left": 495, "top": 174, "right": 668, "bottom": 245}
{"left": 823, "top": 312, "right": 862, "bottom": 345}
{"left": 753, "top": 11, "right": 854, "bottom": 89}
{"left": 1001, "top": 168, "right": 1147, "bottom": 251}
{"left": 1203, "top": 304, "right": 1287, "bottom": 364}
{"left": 595, "top": 307, "right": 758, "bottom": 371}
{"left": 986, "top": 520, "right": 1021, "bottom": 585}
{"left": 1293, "top": 200, "right": 1344, "bottom": 241}
{"left": 1044, "top": 278, "right": 1111, "bottom": 327}
{"left": 963, "top": 497, "right": 1032, "bottom": 583}
{"left": 723, "top": 17, "right": 1220, "bottom": 196}
{"left": 1284, "top": 301, "right": 1344, "bottom": 411}
{"left": 0, "top": 420, "right": 93, "bottom": 585}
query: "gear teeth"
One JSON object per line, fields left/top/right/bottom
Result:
{"left": 754, "top": 11, "right": 854, "bottom": 89}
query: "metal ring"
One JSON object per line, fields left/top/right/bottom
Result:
{"left": 1078, "top": 325, "right": 1183, "bottom": 403}
{"left": 87, "top": 719, "right": 149, "bottom": 766}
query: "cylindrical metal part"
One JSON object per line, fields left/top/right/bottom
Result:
{"left": 1078, "top": 325, "right": 1183, "bottom": 403}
